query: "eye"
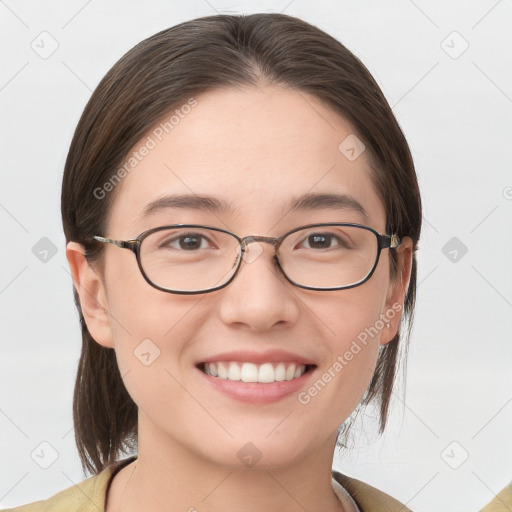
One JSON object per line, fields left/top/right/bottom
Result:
{"left": 161, "top": 232, "right": 213, "bottom": 251}
{"left": 299, "top": 232, "right": 351, "bottom": 250}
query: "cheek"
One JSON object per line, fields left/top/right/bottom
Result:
{"left": 298, "top": 359, "right": 377, "bottom": 439}
{"left": 103, "top": 258, "right": 199, "bottom": 400}
{"left": 104, "top": 250, "right": 194, "bottom": 342}
{"left": 296, "top": 277, "right": 389, "bottom": 414}
{"left": 310, "top": 268, "right": 390, "bottom": 352}
{"left": 105, "top": 295, "right": 197, "bottom": 423}
{"left": 295, "top": 328, "right": 381, "bottom": 435}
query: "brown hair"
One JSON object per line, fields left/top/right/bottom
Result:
{"left": 61, "top": 13, "right": 422, "bottom": 475}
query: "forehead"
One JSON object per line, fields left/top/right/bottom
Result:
{"left": 107, "top": 85, "right": 386, "bottom": 235}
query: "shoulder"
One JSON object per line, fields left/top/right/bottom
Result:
{"left": 332, "top": 470, "right": 411, "bottom": 512}
{"left": 481, "top": 481, "right": 512, "bottom": 511}
{"left": 1, "top": 459, "right": 132, "bottom": 512}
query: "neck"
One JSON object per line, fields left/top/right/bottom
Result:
{"left": 112, "top": 414, "right": 344, "bottom": 512}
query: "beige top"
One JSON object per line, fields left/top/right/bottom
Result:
{"left": 2, "top": 456, "right": 414, "bottom": 511}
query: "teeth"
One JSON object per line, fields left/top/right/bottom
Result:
{"left": 203, "top": 362, "right": 307, "bottom": 383}
{"left": 217, "top": 362, "right": 228, "bottom": 379}
{"left": 227, "top": 362, "right": 241, "bottom": 381}
{"left": 275, "top": 363, "right": 286, "bottom": 381}
{"left": 286, "top": 364, "right": 296, "bottom": 381}
{"left": 258, "top": 363, "right": 274, "bottom": 383}
{"left": 241, "top": 362, "right": 258, "bottom": 383}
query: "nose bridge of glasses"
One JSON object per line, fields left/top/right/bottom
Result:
{"left": 240, "top": 235, "right": 279, "bottom": 252}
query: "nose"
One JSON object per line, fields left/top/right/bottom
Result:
{"left": 217, "top": 238, "right": 300, "bottom": 331}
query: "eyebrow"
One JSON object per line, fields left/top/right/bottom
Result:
{"left": 140, "top": 192, "right": 369, "bottom": 222}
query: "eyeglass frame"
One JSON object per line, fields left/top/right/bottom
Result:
{"left": 92, "top": 223, "right": 402, "bottom": 295}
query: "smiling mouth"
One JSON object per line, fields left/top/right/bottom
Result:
{"left": 197, "top": 361, "right": 316, "bottom": 383}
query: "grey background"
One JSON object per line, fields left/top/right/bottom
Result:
{"left": 1, "top": 1, "right": 511, "bottom": 510}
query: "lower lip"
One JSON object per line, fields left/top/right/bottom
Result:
{"left": 196, "top": 366, "right": 316, "bottom": 404}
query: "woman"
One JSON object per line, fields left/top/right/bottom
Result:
{"left": 6, "top": 13, "right": 421, "bottom": 511}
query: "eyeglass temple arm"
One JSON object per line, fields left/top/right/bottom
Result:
{"left": 93, "top": 235, "right": 139, "bottom": 252}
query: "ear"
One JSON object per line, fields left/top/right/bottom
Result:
{"left": 380, "top": 236, "right": 414, "bottom": 346}
{"left": 66, "top": 241, "right": 115, "bottom": 348}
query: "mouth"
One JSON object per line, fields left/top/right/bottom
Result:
{"left": 197, "top": 361, "right": 317, "bottom": 384}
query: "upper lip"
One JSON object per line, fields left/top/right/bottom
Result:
{"left": 197, "top": 349, "right": 317, "bottom": 366}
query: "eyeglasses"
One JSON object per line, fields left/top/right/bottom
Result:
{"left": 92, "top": 223, "right": 401, "bottom": 294}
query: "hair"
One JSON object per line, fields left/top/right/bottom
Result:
{"left": 61, "top": 12, "right": 422, "bottom": 475}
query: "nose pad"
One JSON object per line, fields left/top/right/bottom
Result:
{"left": 235, "top": 237, "right": 265, "bottom": 264}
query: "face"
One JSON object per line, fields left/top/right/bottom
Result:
{"left": 69, "top": 85, "right": 412, "bottom": 470}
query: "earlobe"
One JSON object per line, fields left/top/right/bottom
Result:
{"left": 380, "top": 236, "right": 414, "bottom": 346}
{"left": 66, "top": 241, "right": 115, "bottom": 349}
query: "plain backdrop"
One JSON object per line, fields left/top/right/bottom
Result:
{"left": 0, "top": 1, "right": 511, "bottom": 511}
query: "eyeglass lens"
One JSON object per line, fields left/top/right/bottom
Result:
{"left": 138, "top": 225, "right": 379, "bottom": 292}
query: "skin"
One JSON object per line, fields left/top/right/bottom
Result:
{"left": 67, "top": 84, "right": 412, "bottom": 512}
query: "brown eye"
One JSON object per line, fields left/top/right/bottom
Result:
{"left": 298, "top": 232, "right": 351, "bottom": 250}
{"left": 167, "top": 233, "right": 208, "bottom": 250}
